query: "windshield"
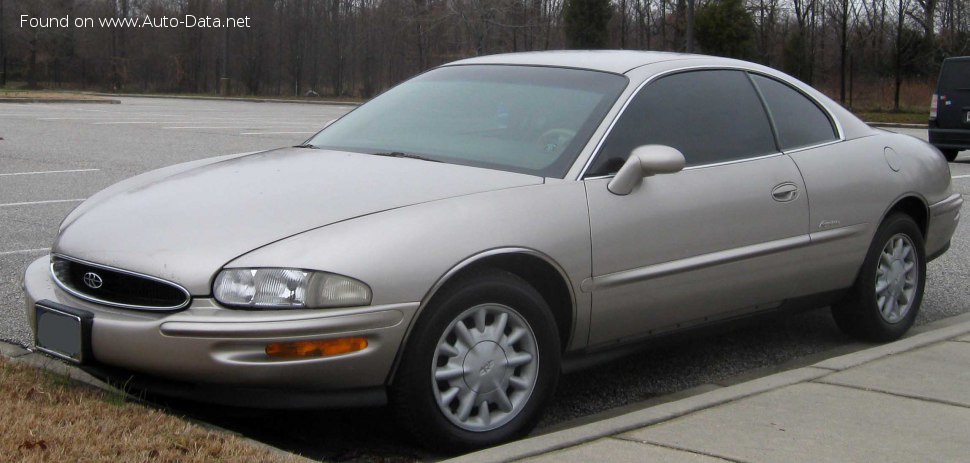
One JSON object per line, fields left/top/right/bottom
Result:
{"left": 306, "top": 65, "right": 628, "bottom": 178}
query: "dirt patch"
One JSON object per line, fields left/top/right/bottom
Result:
{"left": 0, "top": 357, "right": 308, "bottom": 462}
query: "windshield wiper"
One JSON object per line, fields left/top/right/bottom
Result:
{"left": 294, "top": 143, "right": 318, "bottom": 149}
{"left": 371, "top": 151, "right": 441, "bottom": 163}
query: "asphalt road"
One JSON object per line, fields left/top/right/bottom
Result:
{"left": 1, "top": 101, "right": 969, "bottom": 461}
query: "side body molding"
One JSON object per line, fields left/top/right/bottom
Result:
{"left": 581, "top": 223, "right": 868, "bottom": 293}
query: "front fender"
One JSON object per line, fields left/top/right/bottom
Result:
{"left": 227, "top": 181, "right": 593, "bottom": 349}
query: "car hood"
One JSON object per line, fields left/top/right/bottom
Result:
{"left": 54, "top": 148, "right": 542, "bottom": 294}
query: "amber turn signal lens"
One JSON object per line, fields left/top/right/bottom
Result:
{"left": 265, "top": 337, "right": 368, "bottom": 358}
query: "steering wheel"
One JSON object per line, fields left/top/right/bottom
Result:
{"left": 536, "top": 128, "right": 577, "bottom": 154}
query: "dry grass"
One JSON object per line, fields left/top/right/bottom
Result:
{"left": 853, "top": 110, "right": 928, "bottom": 125}
{"left": 818, "top": 77, "right": 935, "bottom": 112}
{"left": 815, "top": 78, "right": 932, "bottom": 124}
{"left": 0, "top": 90, "right": 113, "bottom": 101}
{"left": 0, "top": 357, "right": 308, "bottom": 463}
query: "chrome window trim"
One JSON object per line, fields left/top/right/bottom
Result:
{"left": 576, "top": 65, "right": 846, "bottom": 180}
{"left": 683, "top": 152, "right": 785, "bottom": 171}
{"left": 50, "top": 253, "right": 192, "bottom": 311}
{"left": 782, "top": 138, "right": 844, "bottom": 155}
{"left": 582, "top": 152, "right": 785, "bottom": 181}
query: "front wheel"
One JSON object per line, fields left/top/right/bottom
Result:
{"left": 941, "top": 149, "right": 959, "bottom": 162}
{"left": 832, "top": 213, "right": 926, "bottom": 341}
{"left": 391, "top": 269, "right": 561, "bottom": 453}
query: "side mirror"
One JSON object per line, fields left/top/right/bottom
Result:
{"left": 607, "top": 145, "right": 686, "bottom": 195}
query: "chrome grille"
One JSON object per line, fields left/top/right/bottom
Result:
{"left": 51, "top": 255, "right": 191, "bottom": 311}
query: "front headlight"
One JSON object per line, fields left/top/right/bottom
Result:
{"left": 213, "top": 268, "right": 372, "bottom": 309}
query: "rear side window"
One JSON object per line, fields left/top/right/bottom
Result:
{"left": 587, "top": 70, "right": 776, "bottom": 176}
{"left": 751, "top": 74, "right": 837, "bottom": 150}
{"left": 938, "top": 60, "right": 970, "bottom": 93}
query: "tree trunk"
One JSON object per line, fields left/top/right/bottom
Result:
{"left": 894, "top": 0, "right": 904, "bottom": 112}
{"left": 0, "top": 0, "right": 5, "bottom": 87}
{"left": 840, "top": 0, "right": 848, "bottom": 103}
{"left": 620, "top": 0, "right": 628, "bottom": 48}
{"left": 685, "top": 0, "right": 694, "bottom": 52}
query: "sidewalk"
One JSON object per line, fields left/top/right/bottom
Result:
{"left": 450, "top": 313, "right": 970, "bottom": 463}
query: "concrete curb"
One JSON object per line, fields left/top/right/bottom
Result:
{"left": 0, "top": 341, "right": 29, "bottom": 358}
{"left": 866, "top": 121, "right": 926, "bottom": 129}
{"left": 445, "top": 315, "right": 970, "bottom": 463}
{"left": 89, "top": 92, "right": 362, "bottom": 106}
{"left": 0, "top": 98, "right": 120, "bottom": 104}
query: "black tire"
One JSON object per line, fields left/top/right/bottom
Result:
{"left": 832, "top": 213, "right": 926, "bottom": 342}
{"left": 941, "top": 149, "right": 959, "bottom": 162}
{"left": 390, "top": 269, "right": 561, "bottom": 454}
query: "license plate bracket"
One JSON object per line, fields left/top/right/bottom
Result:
{"left": 34, "top": 301, "right": 93, "bottom": 364}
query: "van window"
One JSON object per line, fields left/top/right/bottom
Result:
{"left": 938, "top": 60, "right": 970, "bottom": 93}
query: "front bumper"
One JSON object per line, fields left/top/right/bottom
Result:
{"left": 22, "top": 255, "right": 419, "bottom": 407}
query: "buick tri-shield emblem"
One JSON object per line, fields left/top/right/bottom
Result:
{"left": 82, "top": 272, "right": 103, "bottom": 289}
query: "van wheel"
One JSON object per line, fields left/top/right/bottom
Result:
{"left": 941, "top": 149, "right": 959, "bottom": 162}
{"left": 831, "top": 213, "right": 925, "bottom": 342}
{"left": 390, "top": 269, "right": 560, "bottom": 454}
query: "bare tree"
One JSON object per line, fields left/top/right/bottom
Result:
{"left": 0, "top": 0, "right": 957, "bottom": 109}
{"left": 894, "top": 0, "right": 912, "bottom": 111}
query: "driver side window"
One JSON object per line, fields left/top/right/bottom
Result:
{"left": 586, "top": 70, "right": 777, "bottom": 176}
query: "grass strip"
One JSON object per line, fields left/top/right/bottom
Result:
{"left": 0, "top": 356, "right": 307, "bottom": 462}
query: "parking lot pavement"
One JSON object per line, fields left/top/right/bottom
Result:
{"left": 0, "top": 97, "right": 352, "bottom": 346}
{"left": 1, "top": 101, "right": 969, "bottom": 460}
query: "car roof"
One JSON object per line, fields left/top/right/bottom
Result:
{"left": 445, "top": 50, "right": 709, "bottom": 74}
{"left": 445, "top": 50, "right": 874, "bottom": 143}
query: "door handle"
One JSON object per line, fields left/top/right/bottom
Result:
{"left": 771, "top": 182, "right": 799, "bottom": 202}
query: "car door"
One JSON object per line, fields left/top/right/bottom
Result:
{"left": 582, "top": 69, "right": 811, "bottom": 346}
{"left": 746, "top": 74, "right": 872, "bottom": 296}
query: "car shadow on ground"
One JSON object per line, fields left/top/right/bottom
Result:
{"left": 136, "top": 308, "right": 849, "bottom": 462}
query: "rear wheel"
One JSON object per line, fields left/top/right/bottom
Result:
{"left": 941, "top": 149, "right": 959, "bottom": 162}
{"left": 832, "top": 213, "right": 925, "bottom": 341}
{"left": 391, "top": 269, "right": 560, "bottom": 453}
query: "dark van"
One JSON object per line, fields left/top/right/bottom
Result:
{"left": 929, "top": 56, "right": 970, "bottom": 161}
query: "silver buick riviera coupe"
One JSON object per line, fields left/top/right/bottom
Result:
{"left": 23, "top": 51, "right": 962, "bottom": 451}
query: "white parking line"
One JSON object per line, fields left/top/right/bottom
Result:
{"left": 163, "top": 126, "right": 264, "bottom": 129}
{"left": 0, "top": 248, "right": 49, "bottom": 256}
{"left": 952, "top": 174, "right": 970, "bottom": 179}
{"left": 0, "top": 199, "right": 85, "bottom": 208}
{"left": 92, "top": 121, "right": 159, "bottom": 125}
{"left": 163, "top": 124, "right": 320, "bottom": 129}
{"left": 0, "top": 168, "right": 99, "bottom": 177}
{"left": 239, "top": 131, "right": 316, "bottom": 135}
